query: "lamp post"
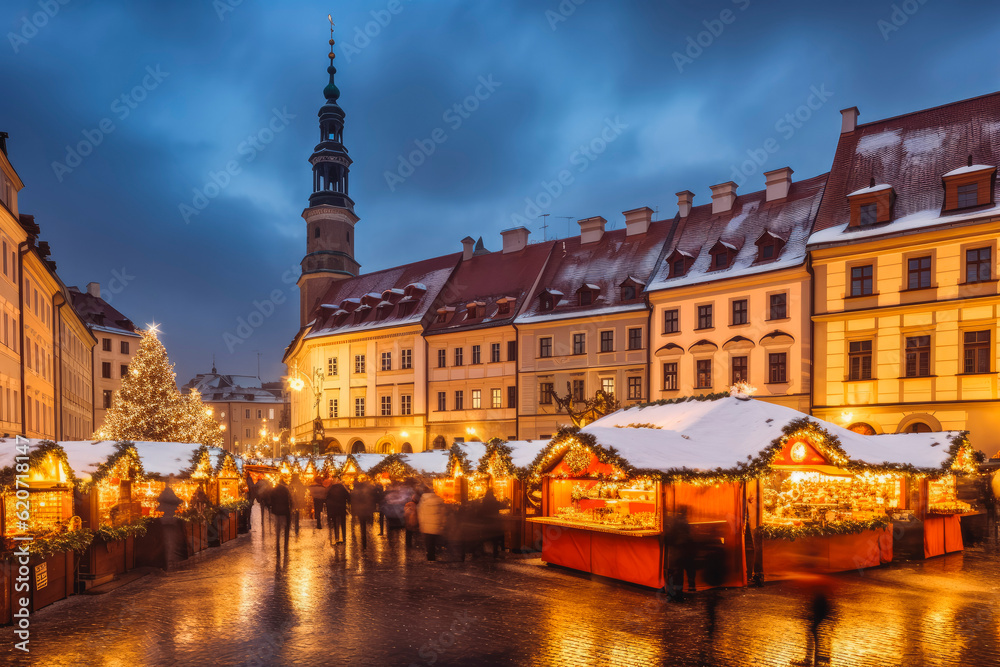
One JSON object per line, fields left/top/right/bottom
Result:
{"left": 287, "top": 362, "right": 326, "bottom": 455}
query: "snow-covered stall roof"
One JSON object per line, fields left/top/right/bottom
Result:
{"left": 58, "top": 441, "right": 121, "bottom": 481}
{"left": 578, "top": 397, "right": 965, "bottom": 475}
{"left": 60, "top": 441, "right": 235, "bottom": 479}
{"left": 505, "top": 441, "right": 548, "bottom": 470}
{"left": 401, "top": 450, "right": 450, "bottom": 476}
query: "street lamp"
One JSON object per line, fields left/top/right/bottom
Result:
{"left": 286, "top": 361, "right": 326, "bottom": 455}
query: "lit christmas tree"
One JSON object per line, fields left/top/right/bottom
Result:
{"left": 96, "top": 326, "right": 222, "bottom": 445}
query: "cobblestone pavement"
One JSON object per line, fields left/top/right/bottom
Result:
{"left": 5, "top": 507, "right": 1000, "bottom": 666}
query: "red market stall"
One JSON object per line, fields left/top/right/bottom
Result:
{"left": 0, "top": 440, "right": 84, "bottom": 623}
{"left": 473, "top": 439, "right": 547, "bottom": 552}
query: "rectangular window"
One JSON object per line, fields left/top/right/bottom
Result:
{"left": 454, "top": 348, "right": 464, "bottom": 366}
{"left": 907, "top": 256, "right": 932, "bottom": 290}
{"left": 769, "top": 293, "right": 787, "bottom": 320}
{"left": 355, "top": 397, "right": 366, "bottom": 417}
{"left": 246, "top": 428, "right": 251, "bottom": 439}
{"left": 491, "top": 388, "right": 502, "bottom": 409}
{"left": 628, "top": 328, "right": 643, "bottom": 350}
{"left": 437, "top": 349, "right": 446, "bottom": 368}
{"left": 454, "top": 390, "right": 464, "bottom": 410}
{"left": 101, "top": 362, "right": 111, "bottom": 378}
{"left": 768, "top": 353, "right": 787, "bottom": 383}
{"left": 437, "top": 392, "right": 446, "bottom": 412}
{"left": 600, "top": 330, "right": 614, "bottom": 353}
{"left": 103, "top": 390, "right": 113, "bottom": 409}
{"left": 355, "top": 355, "right": 366, "bottom": 374}
{"left": 663, "top": 363, "right": 678, "bottom": 391}
{"left": 120, "top": 341, "right": 130, "bottom": 354}
{"left": 539, "top": 383, "right": 554, "bottom": 405}
{"left": 572, "top": 379, "right": 585, "bottom": 401}
{"left": 848, "top": 340, "right": 872, "bottom": 381}
{"left": 257, "top": 409, "right": 262, "bottom": 419}
{"left": 328, "top": 398, "right": 338, "bottom": 418}
{"left": 539, "top": 337, "right": 552, "bottom": 358}
{"left": 572, "top": 333, "right": 586, "bottom": 355}
{"left": 850, "top": 265, "right": 873, "bottom": 296}
{"left": 381, "top": 351, "right": 392, "bottom": 371}
{"left": 627, "top": 376, "right": 642, "bottom": 400}
{"left": 401, "top": 395, "right": 412, "bottom": 415}
{"left": 102, "top": 338, "right": 112, "bottom": 352}
{"left": 663, "top": 309, "right": 679, "bottom": 334}
{"left": 508, "top": 340, "right": 517, "bottom": 362}
{"left": 905, "top": 335, "right": 931, "bottom": 377}
{"left": 696, "top": 359, "right": 712, "bottom": 388}
{"left": 859, "top": 203, "right": 877, "bottom": 226}
{"left": 471, "top": 345, "right": 481, "bottom": 364}
{"left": 601, "top": 377, "right": 615, "bottom": 396}
{"left": 957, "top": 182, "right": 978, "bottom": 209}
{"left": 245, "top": 409, "right": 250, "bottom": 419}
{"left": 966, "top": 247, "right": 992, "bottom": 283}
{"left": 507, "top": 386, "right": 517, "bottom": 409}
{"left": 732, "top": 356, "right": 748, "bottom": 384}
{"left": 328, "top": 357, "right": 338, "bottom": 375}
{"left": 964, "top": 331, "right": 991, "bottom": 374}
{"left": 120, "top": 364, "right": 128, "bottom": 378}
{"left": 471, "top": 389, "right": 481, "bottom": 409}
{"left": 401, "top": 349, "right": 412, "bottom": 370}
{"left": 732, "top": 299, "right": 748, "bottom": 326}
{"left": 697, "top": 305, "right": 713, "bottom": 330}
{"left": 490, "top": 343, "right": 501, "bottom": 363}
{"left": 381, "top": 396, "right": 392, "bottom": 416}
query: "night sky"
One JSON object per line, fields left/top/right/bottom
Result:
{"left": 3, "top": 0, "right": 999, "bottom": 385}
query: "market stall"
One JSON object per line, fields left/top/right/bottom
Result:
{"left": 473, "top": 439, "right": 547, "bottom": 552}
{"left": 61, "top": 441, "right": 148, "bottom": 590}
{"left": 209, "top": 452, "right": 245, "bottom": 545}
{"left": 0, "top": 440, "right": 83, "bottom": 622}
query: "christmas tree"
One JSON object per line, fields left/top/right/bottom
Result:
{"left": 96, "top": 327, "right": 223, "bottom": 445}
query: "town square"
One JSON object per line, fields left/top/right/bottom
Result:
{"left": 2, "top": 2, "right": 1000, "bottom": 666}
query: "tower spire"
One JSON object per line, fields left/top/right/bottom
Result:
{"left": 297, "top": 15, "right": 361, "bottom": 326}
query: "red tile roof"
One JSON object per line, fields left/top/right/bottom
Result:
{"left": 424, "top": 241, "right": 555, "bottom": 334}
{"left": 648, "top": 173, "right": 826, "bottom": 291}
{"left": 69, "top": 287, "right": 138, "bottom": 335}
{"left": 812, "top": 90, "right": 1000, "bottom": 237}
{"left": 517, "top": 220, "right": 674, "bottom": 323}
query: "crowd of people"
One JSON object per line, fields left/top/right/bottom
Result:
{"left": 244, "top": 471, "right": 506, "bottom": 561}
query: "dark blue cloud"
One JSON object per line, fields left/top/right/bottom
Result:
{"left": 2, "top": 0, "right": 998, "bottom": 383}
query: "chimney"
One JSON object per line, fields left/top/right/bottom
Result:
{"left": 676, "top": 191, "right": 694, "bottom": 218}
{"left": 710, "top": 182, "right": 738, "bottom": 215}
{"left": 500, "top": 226, "right": 530, "bottom": 254}
{"left": 578, "top": 216, "right": 606, "bottom": 244}
{"left": 86, "top": 282, "right": 101, "bottom": 298}
{"left": 840, "top": 107, "right": 860, "bottom": 134}
{"left": 623, "top": 207, "right": 653, "bottom": 236}
{"left": 763, "top": 167, "right": 794, "bottom": 202}
{"left": 461, "top": 236, "right": 475, "bottom": 261}
{"left": 0, "top": 132, "right": 8, "bottom": 157}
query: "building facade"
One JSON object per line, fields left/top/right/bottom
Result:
{"left": 0, "top": 136, "right": 24, "bottom": 436}
{"left": 70, "top": 282, "right": 139, "bottom": 431}
{"left": 647, "top": 171, "right": 825, "bottom": 414}
{"left": 809, "top": 95, "right": 1000, "bottom": 455}
{"left": 182, "top": 371, "right": 288, "bottom": 455}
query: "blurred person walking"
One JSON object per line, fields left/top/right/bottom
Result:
{"left": 289, "top": 473, "right": 307, "bottom": 536}
{"left": 351, "top": 475, "right": 377, "bottom": 549}
{"left": 270, "top": 479, "right": 292, "bottom": 551}
{"left": 308, "top": 477, "right": 327, "bottom": 529}
{"left": 418, "top": 488, "right": 446, "bottom": 561}
{"left": 326, "top": 477, "right": 350, "bottom": 544}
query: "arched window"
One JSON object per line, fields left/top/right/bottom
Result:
{"left": 351, "top": 440, "right": 366, "bottom": 453}
{"left": 432, "top": 435, "right": 447, "bottom": 450}
{"left": 314, "top": 226, "right": 321, "bottom": 238}
{"left": 906, "top": 422, "right": 932, "bottom": 433}
{"left": 848, "top": 422, "right": 876, "bottom": 436}
{"left": 401, "top": 442, "right": 413, "bottom": 453}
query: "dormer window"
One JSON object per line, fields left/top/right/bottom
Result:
{"left": 666, "top": 250, "right": 694, "bottom": 278}
{"left": 847, "top": 183, "right": 894, "bottom": 228}
{"left": 497, "top": 299, "right": 511, "bottom": 315}
{"left": 755, "top": 230, "right": 785, "bottom": 262}
{"left": 436, "top": 312, "right": 447, "bottom": 324}
{"left": 576, "top": 284, "right": 599, "bottom": 306}
{"left": 941, "top": 161, "right": 995, "bottom": 212}
{"left": 709, "top": 241, "right": 735, "bottom": 271}
{"left": 621, "top": 285, "right": 636, "bottom": 300}
{"left": 540, "top": 294, "right": 554, "bottom": 311}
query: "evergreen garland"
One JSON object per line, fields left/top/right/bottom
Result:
{"left": 758, "top": 515, "right": 891, "bottom": 541}
{"left": 446, "top": 443, "right": 473, "bottom": 476}
{"left": 85, "top": 442, "right": 146, "bottom": 490}
{"left": 0, "top": 440, "right": 77, "bottom": 491}
{"left": 94, "top": 516, "right": 153, "bottom": 542}
{"left": 367, "top": 453, "right": 418, "bottom": 480}
{"left": 621, "top": 392, "right": 731, "bottom": 411}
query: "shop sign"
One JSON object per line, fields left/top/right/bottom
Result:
{"left": 34, "top": 562, "right": 48, "bottom": 590}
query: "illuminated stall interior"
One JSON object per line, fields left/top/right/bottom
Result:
{"left": 1, "top": 442, "right": 74, "bottom": 538}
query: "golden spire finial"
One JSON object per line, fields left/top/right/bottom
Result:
{"left": 328, "top": 14, "right": 335, "bottom": 62}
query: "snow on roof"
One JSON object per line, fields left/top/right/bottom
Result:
{"left": 847, "top": 183, "right": 892, "bottom": 197}
{"left": 809, "top": 203, "right": 1000, "bottom": 246}
{"left": 58, "top": 441, "right": 229, "bottom": 480}
{"left": 406, "top": 283, "right": 427, "bottom": 291}
{"left": 856, "top": 129, "right": 902, "bottom": 156}
{"left": 583, "top": 283, "right": 601, "bottom": 290}
{"left": 59, "top": 441, "right": 121, "bottom": 480}
{"left": 401, "top": 450, "right": 450, "bottom": 475}
{"left": 943, "top": 164, "right": 995, "bottom": 177}
{"left": 505, "top": 441, "right": 548, "bottom": 469}
{"left": 580, "top": 397, "right": 961, "bottom": 473}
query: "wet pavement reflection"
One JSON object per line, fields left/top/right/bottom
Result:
{"left": 5, "top": 507, "right": 1000, "bottom": 666}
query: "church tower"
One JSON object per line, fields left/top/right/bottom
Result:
{"left": 299, "top": 18, "right": 360, "bottom": 326}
